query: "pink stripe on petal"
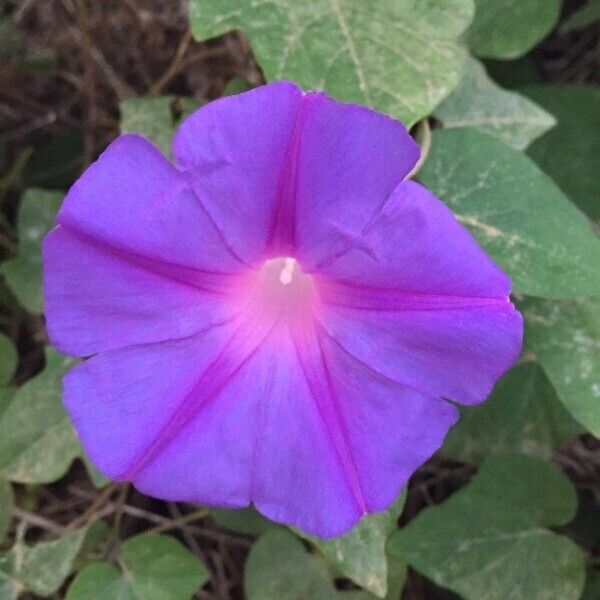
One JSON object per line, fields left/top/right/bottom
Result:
{"left": 318, "top": 302, "right": 522, "bottom": 406}
{"left": 43, "top": 227, "right": 238, "bottom": 356}
{"left": 316, "top": 324, "right": 459, "bottom": 513}
{"left": 290, "top": 320, "right": 369, "bottom": 515}
{"left": 131, "top": 326, "right": 363, "bottom": 537}
{"left": 58, "top": 134, "right": 244, "bottom": 273}
{"left": 310, "top": 180, "right": 511, "bottom": 299}
{"left": 118, "top": 314, "right": 279, "bottom": 481}
{"left": 60, "top": 226, "right": 244, "bottom": 296}
{"left": 45, "top": 82, "right": 524, "bottom": 538}
{"left": 63, "top": 324, "right": 236, "bottom": 481}
{"left": 318, "top": 278, "right": 512, "bottom": 312}
{"left": 173, "top": 82, "right": 304, "bottom": 263}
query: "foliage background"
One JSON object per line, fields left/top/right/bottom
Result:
{"left": 0, "top": 1, "right": 599, "bottom": 599}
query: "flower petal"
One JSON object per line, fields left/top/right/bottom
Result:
{"left": 172, "top": 81, "right": 303, "bottom": 263}
{"left": 43, "top": 227, "right": 237, "bottom": 356}
{"left": 57, "top": 134, "right": 242, "bottom": 272}
{"left": 64, "top": 320, "right": 362, "bottom": 537}
{"left": 67, "top": 309, "right": 460, "bottom": 537}
{"left": 294, "top": 93, "right": 419, "bottom": 267}
{"left": 284, "top": 320, "right": 459, "bottom": 526}
{"left": 318, "top": 304, "right": 522, "bottom": 406}
{"left": 133, "top": 329, "right": 363, "bottom": 537}
{"left": 314, "top": 180, "right": 511, "bottom": 297}
{"left": 313, "top": 180, "right": 523, "bottom": 405}
{"left": 63, "top": 324, "right": 233, "bottom": 482}
{"left": 316, "top": 325, "right": 459, "bottom": 514}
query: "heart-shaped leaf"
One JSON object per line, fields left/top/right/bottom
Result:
{"left": 419, "top": 128, "right": 600, "bottom": 298}
{"left": 435, "top": 57, "right": 555, "bottom": 150}
{"left": 442, "top": 362, "right": 582, "bottom": 462}
{"left": 65, "top": 532, "right": 210, "bottom": 600}
{"left": 521, "top": 297, "right": 600, "bottom": 437}
{"left": 389, "top": 455, "right": 585, "bottom": 600}
{"left": 467, "top": 0, "right": 562, "bottom": 59}
{"left": 190, "top": 0, "right": 474, "bottom": 126}
{"left": 0, "top": 349, "right": 80, "bottom": 483}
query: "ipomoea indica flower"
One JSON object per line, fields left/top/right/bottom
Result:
{"left": 43, "top": 82, "right": 522, "bottom": 538}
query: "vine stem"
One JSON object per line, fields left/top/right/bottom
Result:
{"left": 407, "top": 117, "right": 432, "bottom": 180}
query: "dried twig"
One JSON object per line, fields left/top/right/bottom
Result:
{"left": 64, "top": 483, "right": 119, "bottom": 532}
{"left": 12, "top": 508, "right": 65, "bottom": 535}
{"left": 147, "top": 507, "right": 210, "bottom": 534}
{"left": 149, "top": 29, "right": 193, "bottom": 95}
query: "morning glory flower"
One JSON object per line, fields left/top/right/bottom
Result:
{"left": 42, "top": 81, "right": 522, "bottom": 538}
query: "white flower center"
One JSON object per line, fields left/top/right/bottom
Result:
{"left": 239, "top": 257, "right": 317, "bottom": 325}
{"left": 278, "top": 257, "right": 297, "bottom": 286}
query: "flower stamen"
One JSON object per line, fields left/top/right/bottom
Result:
{"left": 279, "top": 257, "right": 296, "bottom": 285}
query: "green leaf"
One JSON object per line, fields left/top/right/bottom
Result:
{"left": 0, "top": 480, "right": 13, "bottom": 542}
{"left": 389, "top": 455, "right": 585, "bottom": 600}
{"left": 121, "top": 533, "right": 209, "bottom": 598}
{"left": 211, "top": 506, "right": 278, "bottom": 537}
{"left": 435, "top": 57, "right": 554, "bottom": 150}
{"left": 419, "top": 128, "right": 600, "bottom": 298}
{"left": 521, "top": 297, "right": 600, "bottom": 436}
{"left": 303, "top": 491, "right": 406, "bottom": 598}
{"left": 382, "top": 555, "right": 408, "bottom": 600}
{"left": 467, "top": 0, "right": 562, "bottom": 59}
{"left": 0, "top": 385, "right": 14, "bottom": 422}
{"left": 484, "top": 57, "right": 541, "bottom": 89}
{"left": 0, "top": 527, "right": 86, "bottom": 598}
{"left": 120, "top": 97, "right": 176, "bottom": 158}
{"left": 560, "top": 1, "right": 600, "bottom": 33}
{"left": 0, "top": 348, "right": 81, "bottom": 483}
{"left": 0, "top": 333, "right": 17, "bottom": 386}
{"left": 245, "top": 530, "right": 335, "bottom": 599}
{"left": 523, "top": 85, "right": 600, "bottom": 221}
{"left": 23, "top": 129, "right": 84, "bottom": 190}
{"left": 245, "top": 530, "right": 379, "bottom": 599}
{"left": 120, "top": 96, "right": 200, "bottom": 158}
{"left": 1, "top": 188, "right": 63, "bottom": 313}
{"left": 582, "top": 568, "right": 600, "bottom": 600}
{"left": 67, "top": 532, "right": 209, "bottom": 600}
{"left": 81, "top": 454, "right": 110, "bottom": 489}
{"left": 222, "top": 77, "right": 253, "bottom": 96}
{"left": 0, "top": 556, "right": 18, "bottom": 600}
{"left": 65, "top": 563, "right": 133, "bottom": 600}
{"left": 442, "top": 362, "right": 583, "bottom": 463}
{"left": 190, "top": 0, "right": 474, "bottom": 126}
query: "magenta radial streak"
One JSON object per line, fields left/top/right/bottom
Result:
{"left": 291, "top": 319, "right": 369, "bottom": 515}
{"left": 313, "top": 316, "right": 443, "bottom": 401}
{"left": 317, "top": 278, "right": 511, "bottom": 312}
{"left": 56, "top": 224, "right": 243, "bottom": 297}
{"left": 266, "top": 92, "right": 317, "bottom": 257}
{"left": 117, "top": 316, "right": 278, "bottom": 482}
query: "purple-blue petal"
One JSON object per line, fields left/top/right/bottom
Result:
{"left": 44, "top": 81, "right": 523, "bottom": 538}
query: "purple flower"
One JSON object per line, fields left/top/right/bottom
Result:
{"left": 42, "top": 82, "right": 522, "bottom": 538}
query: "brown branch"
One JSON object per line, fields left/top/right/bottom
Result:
{"left": 72, "top": 0, "right": 97, "bottom": 166}
{"left": 63, "top": 483, "right": 119, "bottom": 532}
{"left": 148, "top": 29, "right": 193, "bottom": 96}
{"left": 12, "top": 508, "right": 65, "bottom": 535}
{"left": 146, "top": 507, "right": 210, "bottom": 534}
